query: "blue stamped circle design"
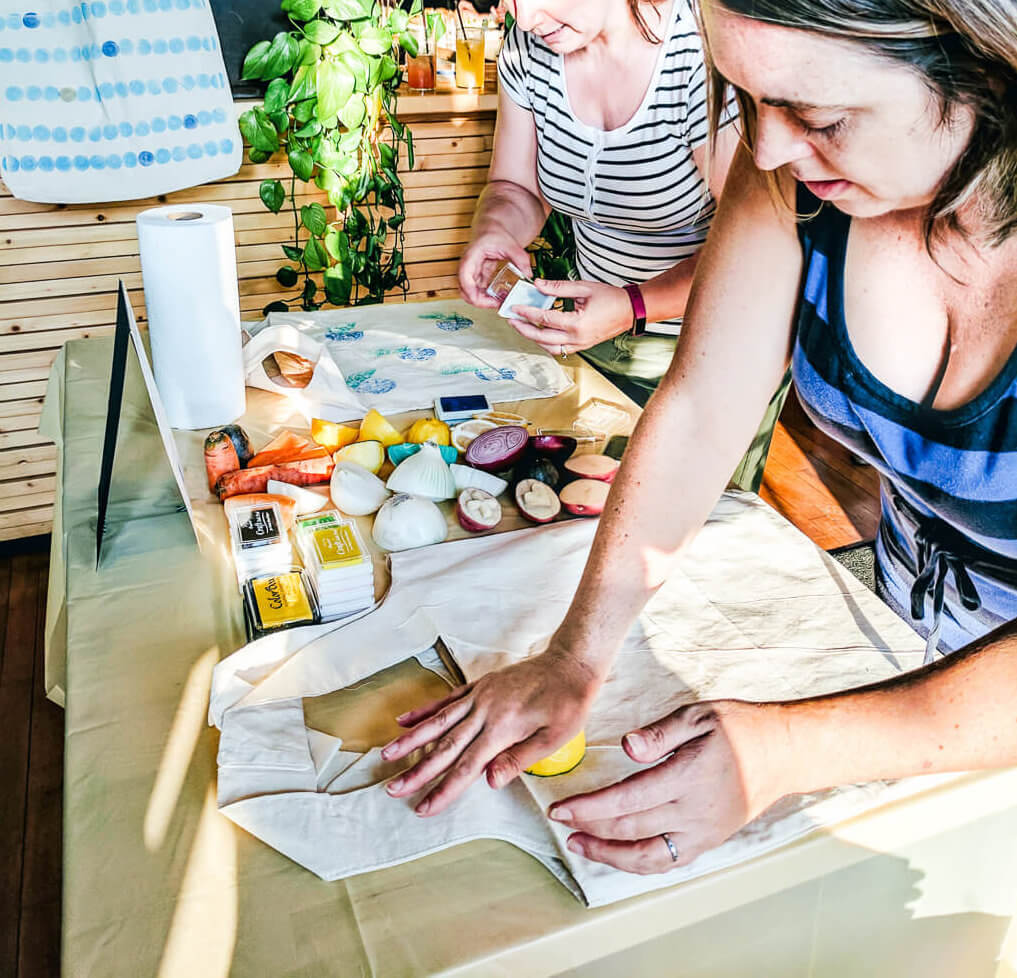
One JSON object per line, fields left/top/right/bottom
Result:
{"left": 5, "top": 86, "right": 22, "bottom": 101}
{"left": 23, "top": 12, "right": 40, "bottom": 28}
{"left": 325, "top": 324, "right": 364, "bottom": 342}
{"left": 26, "top": 86, "right": 41, "bottom": 100}
{"left": 183, "top": 114, "right": 197, "bottom": 129}
{"left": 356, "top": 378, "right": 396, "bottom": 395}
{"left": 55, "top": 156, "right": 71, "bottom": 171}
{"left": 33, "top": 49, "right": 49, "bottom": 63}
{"left": 434, "top": 313, "right": 473, "bottom": 331}
{"left": 155, "top": 148, "right": 170, "bottom": 164}
{"left": 20, "top": 156, "right": 37, "bottom": 172}
{"left": 474, "top": 367, "right": 517, "bottom": 382}
{"left": 102, "top": 40, "right": 118, "bottom": 57}
{"left": 398, "top": 348, "right": 437, "bottom": 361}
{"left": 139, "top": 150, "right": 154, "bottom": 166}
{"left": 38, "top": 156, "right": 54, "bottom": 171}
{"left": 33, "top": 125, "right": 49, "bottom": 140}
{"left": 219, "top": 138, "right": 233, "bottom": 154}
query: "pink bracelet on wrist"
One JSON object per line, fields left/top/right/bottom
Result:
{"left": 623, "top": 284, "right": 647, "bottom": 337}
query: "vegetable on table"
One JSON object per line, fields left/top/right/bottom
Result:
{"left": 559, "top": 479, "right": 610, "bottom": 516}
{"left": 465, "top": 425, "right": 529, "bottom": 473}
{"left": 456, "top": 488, "right": 502, "bottom": 532}
{"left": 247, "top": 430, "right": 329, "bottom": 469}
{"left": 515, "top": 478, "right": 561, "bottom": 523}
{"left": 563, "top": 454, "right": 620, "bottom": 483}
{"left": 358, "top": 409, "right": 403, "bottom": 448}
{"left": 215, "top": 457, "right": 335, "bottom": 500}
{"left": 406, "top": 417, "right": 451, "bottom": 447}
{"left": 330, "top": 462, "right": 390, "bottom": 516}
{"left": 334, "top": 439, "right": 385, "bottom": 475}
{"left": 204, "top": 430, "right": 240, "bottom": 493}
{"left": 310, "top": 418, "right": 359, "bottom": 453}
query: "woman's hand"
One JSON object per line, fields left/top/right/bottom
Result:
{"left": 508, "top": 279, "right": 635, "bottom": 355}
{"left": 458, "top": 229, "right": 534, "bottom": 308}
{"left": 549, "top": 700, "right": 789, "bottom": 874}
{"left": 382, "top": 646, "right": 602, "bottom": 816}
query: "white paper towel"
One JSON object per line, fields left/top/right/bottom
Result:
{"left": 136, "top": 204, "right": 245, "bottom": 429}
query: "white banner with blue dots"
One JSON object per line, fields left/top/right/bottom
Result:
{"left": 0, "top": 1, "right": 242, "bottom": 202}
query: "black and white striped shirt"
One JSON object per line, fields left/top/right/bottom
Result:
{"left": 498, "top": 2, "right": 734, "bottom": 334}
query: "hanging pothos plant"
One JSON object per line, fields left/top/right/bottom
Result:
{"left": 239, "top": 0, "right": 425, "bottom": 313}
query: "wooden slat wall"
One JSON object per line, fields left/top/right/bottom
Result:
{"left": 0, "top": 109, "right": 494, "bottom": 541}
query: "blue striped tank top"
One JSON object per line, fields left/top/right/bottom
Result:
{"left": 792, "top": 185, "right": 1017, "bottom": 657}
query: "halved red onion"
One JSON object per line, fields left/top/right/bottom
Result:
{"left": 515, "top": 478, "right": 561, "bottom": 523}
{"left": 563, "top": 454, "right": 620, "bottom": 483}
{"left": 456, "top": 488, "right": 503, "bottom": 532}
{"left": 465, "top": 425, "right": 529, "bottom": 473}
{"left": 559, "top": 479, "right": 610, "bottom": 516}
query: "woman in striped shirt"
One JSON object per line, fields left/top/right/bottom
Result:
{"left": 387, "top": 0, "right": 1017, "bottom": 872}
{"left": 457, "top": 0, "right": 790, "bottom": 488}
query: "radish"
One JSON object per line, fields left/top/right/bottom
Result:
{"left": 559, "top": 479, "right": 610, "bottom": 516}
{"left": 456, "top": 489, "right": 503, "bottom": 532}
{"left": 515, "top": 479, "right": 561, "bottom": 523}
{"left": 563, "top": 454, "right": 620, "bottom": 483}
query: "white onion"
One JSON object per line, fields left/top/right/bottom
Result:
{"left": 449, "top": 464, "right": 508, "bottom": 496}
{"left": 330, "top": 462, "right": 390, "bottom": 516}
{"left": 267, "top": 479, "right": 328, "bottom": 515}
{"left": 386, "top": 442, "right": 457, "bottom": 501}
{"left": 372, "top": 494, "right": 449, "bottom": 552}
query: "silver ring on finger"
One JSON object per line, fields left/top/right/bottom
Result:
{"left": 560, "top": 344, "right": 567, "bottom": 360}
{"left": 661, "top": 832, "right": 679, "bottom": 862}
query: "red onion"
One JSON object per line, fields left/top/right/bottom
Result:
{"left": 465, "top": 425, "right": 529, "bottom": 473}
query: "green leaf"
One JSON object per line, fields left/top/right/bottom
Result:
{"left": 338, "top": 153, "right": 360, "bottom": 177}
{"left": 387, "top": 8, "right": 408, "bottom": 32}
{"left": 387, "top": 212, "right": 404, "bottom": 228}
{"left": 263, "top": 300, "right": 290, "bottom": 315}
{"left": 378, "top": 142, "right": 396, "bottom": 170}
{"left": 264, "top": 32, "right": 300, "bottom": 80}
{"left": 408, "top": 0, "right": 422, "bottom": 15}
{"left": 239, "top": 107, "right": 280, "bottom": 154}
{"left": 269, "top": 109, "right": 290, "bottom": 133}
{"left": 303, "top": 236, "right": 329, "bottom": 271}
{"left": 248, "top": 147, "right": 272, "bottom": 164}
{"left": 316, "top": 61, "right": 356, "bottom": 122}
{"left": 340, "top": 49, "right": 370, "bottom": 91}
{"left": 336, "top": 128, "right": 363, "bottom": 154}
{"left": 324, "top": 227, "right": 350, "bottom": 262}
{"left": 358, "top": 25, "right": 392, "bottom": 56}
{"left": 324, "top": 264, "right": 353, "bottom": 305}
{"left": 295, "top": 118, "right": 322, "bottom": 139}
{"left": 302, "top": 279, "right": 319, "bottom": 303}
{"left": 242, "top": 40, "right": 271, "bottom": 80}
{"left": 288, "top": 64, "right": 317, "bottom": 103}
{"left": 324, "top": 0, "right": 372, "bottom": 20}
{"left": 367, "top": 55, "right": 382, "bottom": 89}
{"left": 301, "top": 202, "right": 329, "bottom": 236}
{"left": 259, "top": 179, "right": 286, "bottom": 213}
{"left": 276, "top": 265, "right": 299, "bottom": 287}
{"left": 398, "top": 30, "right": 418, "bottom": 58}
{"left": 406, "top": 128, "right": 414, "bottom": 170}
{"left": 425, "top": 11, "right": 445, "bottom": 43}
{"left": 289, "top": 147, "right": 315, "bottom": 181}
{"left": 387, "top": 113, "right": 404, "bottom": 138}
{"left": 264, "top": 77, "right": 289, "bottom": 114}
{"left": 339, "top": 93, "right": 366, "bottom": 131}
{"left": 288, "top": 0, "right": 321, "bottom": 20}
{"left": 315, "top": 167, "right": 343, "bottom": 192}
{"left": 297, "top": 38, "right": 321, "bottom": 65}
{"left": 302, "top": 19, "right": 341, "bottom": 45}
{"left": 293, "top": 97, "right": 317, "bottom": 123}
{"left": 379, "top": 54, "right": 398, "bottom": 82}
{"left": 282, "top": 244, "right": 304, "bottom": 262}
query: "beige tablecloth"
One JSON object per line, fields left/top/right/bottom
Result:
{"left": 42, "top": 337, "right": 1017, "bottom": 978}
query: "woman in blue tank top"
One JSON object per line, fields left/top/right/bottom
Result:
{"left": 383, "top": 0, "right": 1017, "bottom": 875}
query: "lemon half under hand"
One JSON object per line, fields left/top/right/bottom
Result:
{"left": 525, "top": 730, "right": 586, "bottom": 777}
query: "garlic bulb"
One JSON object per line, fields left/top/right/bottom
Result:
{"left": 386, "top": 442, "right": 457, "bottom": 501}
{"left": 330, "top": 461, "right": 390, "bottom": 516}
{"left": 449, "top": 464, "right": 508, "bottom": 496}
{"left": 372, "top": 494, "right": 449, "bottom": 552}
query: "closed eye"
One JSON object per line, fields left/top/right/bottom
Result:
{"left": 799, "top": 116, "right": 847, "bottom": 139}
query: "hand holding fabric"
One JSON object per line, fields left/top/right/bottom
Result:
{"left": 508, "top": 279, "right": 634, "bottom": 356}
{"left": 381, "top": 646, "right": 601, "bottom": 815}
{"left": 549, "top": 701, "right": 786, "bottom": 874}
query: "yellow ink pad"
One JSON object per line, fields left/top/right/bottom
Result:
{"left": 243, "top": 568, "right": 319, "bottom": 639}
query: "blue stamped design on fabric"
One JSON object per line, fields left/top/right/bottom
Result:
{"left": 439, "top": 364, "right": 480, "bottom": 377}
{"left": 420, "top": 312, "right": 473, "bottom": 332}
{"left": 345, "top": 368, "right": 396, "bottom": 395}
{"left": 325, "top": 323, "right": 363, "bottom": 342}
{"left": 474, "top": 367, "right": 517, "bottom": 382}
{"left": 399, "top": 347, "right": 437, "bottom": 361}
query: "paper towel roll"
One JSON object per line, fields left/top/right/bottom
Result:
{"left": 137, "top": 205, "right": 246, "bottom": 429}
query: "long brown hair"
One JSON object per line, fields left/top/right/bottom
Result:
{"left": 628, "top": 0, "right": 671, "bottom": 42}
{"left": 702, "top": 0, "right": 1017, "bottom": 246}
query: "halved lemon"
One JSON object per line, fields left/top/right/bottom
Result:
{"left": 525, "top": 730, "right": 586, "bottom": 777}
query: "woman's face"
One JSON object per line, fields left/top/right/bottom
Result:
{"left": 705, "top": 5, "right": 976, "bottom": 218}
{"left": 504, "top": 0, "right": 615, "bottom": 52}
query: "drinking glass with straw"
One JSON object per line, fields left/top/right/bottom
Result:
{"left": 454, "top": 4, "right": 485, "bottom": 91}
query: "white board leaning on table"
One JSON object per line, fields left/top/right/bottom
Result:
{"left": 242, "top": 298, "right": 573, "bottom": 421}
{"left": 209, "top": 491, "right": 956, "bottom": 908}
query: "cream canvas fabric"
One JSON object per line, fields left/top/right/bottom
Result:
{"left": 210, "top": 492, "right": 950, "bottom": 908}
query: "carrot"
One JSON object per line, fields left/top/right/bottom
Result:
{"left": 247, "top": 430, "right": 328, "bottom": 469}
{"left": 215, "top": 457, "right": 335, "bottom": 500}
{"left": 204, "top": 430, "right": 240, "bottom": 493}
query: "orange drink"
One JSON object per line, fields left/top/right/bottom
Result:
{"left": 455, "top": 27, "right": 485, "bottom": 91}
{"left": 406, "top": 51, "right": 435, "bottom": 91}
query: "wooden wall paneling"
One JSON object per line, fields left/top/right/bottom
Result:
{"left": 0, "top": 109, "right": 495, "bottom": 539}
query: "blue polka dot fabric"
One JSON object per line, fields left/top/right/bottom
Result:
{"left": 0, "top": 0, "right": 240, "bottom": 202}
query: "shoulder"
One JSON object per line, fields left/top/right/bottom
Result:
{"left": 498, "top": 23, "right": 558, "bottom": 105}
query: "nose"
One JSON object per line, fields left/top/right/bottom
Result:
{"left": 510, "top": 1, "right": 537, "bottom": 32}
{"left": 752, "top": 106, "right": 813, "bottom": 172}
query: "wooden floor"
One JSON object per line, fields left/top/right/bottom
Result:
{"left": 0, "top": 393, "right": 877, "bottom": 978}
